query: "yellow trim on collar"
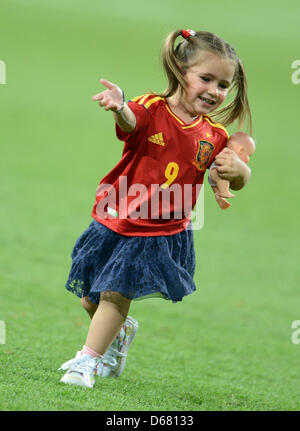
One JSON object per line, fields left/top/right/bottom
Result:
{"left": 144, "top": 96, "right": 164, "bottom": 109}
{"left": 203, "top": 117, "right": 229, "bottom": 138}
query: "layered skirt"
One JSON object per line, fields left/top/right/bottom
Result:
{"left": 65, "top": 219, "right": 196, "bottom": 304}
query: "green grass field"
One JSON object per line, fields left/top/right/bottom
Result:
{"left": 0, "top": 0, "right": 299, "bottom": 411}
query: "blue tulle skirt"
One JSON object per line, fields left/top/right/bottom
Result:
{"left": 65, "top": 219, "right": 196, "bottom": 304}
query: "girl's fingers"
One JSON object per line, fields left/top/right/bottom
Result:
{"left": 98, "top": 95, "right": 106, "bottom": 105}
{"left": 219, "top": 147, "right": 234, "bottom": 155}
{"left": 104, "top": 102, "right": 118, "bottom": 111}
{"left": 92, "top": 79, "right": 121, "bottom": 111}
{"left": 215, "top": 153, "right": 234, "bottom": 166}
{"left": 216, "top": 166, "right": 227, "bottom": 173}
{"left": 215, "top": 148, "right": 234, "bottom": 161}
{"left": 93, "top": 92, "right": 113, "bottom": 106}
{"left": 92, "top": 92, "right": 105, "bottom": 101}
{"left": 92, "top": 81, "right": 115, "bottom": 101}
{"left": 214, "top": 157, "right": 226, "bottom": 165}
{"left": 100, "top": 78, "right": 116, "bottom": 90}
{"left": 96, "top": 94, "right": 118, "bottom": 111}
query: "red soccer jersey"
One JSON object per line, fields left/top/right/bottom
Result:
{"left": 91, "top": 94, "right": 229, "bottom": 236}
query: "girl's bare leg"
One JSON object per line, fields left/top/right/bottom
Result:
{"left": 82, "top": 291, "right": 131, "bottom": 356}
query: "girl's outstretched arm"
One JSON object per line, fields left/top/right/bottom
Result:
{"left": 214, "top": 148, "right": 251, "bottom": 191}
{"left": 92, "top": 79, "right": 136, "bottom": 133}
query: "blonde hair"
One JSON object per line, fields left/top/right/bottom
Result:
{"left": 158, "top": 29, "right": 252, "bottom": 133}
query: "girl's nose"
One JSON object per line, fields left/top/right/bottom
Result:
{"left": 207, "top": 83, "right": 219, "bottom": 98}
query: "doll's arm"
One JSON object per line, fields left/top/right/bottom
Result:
{"left": 212, "top": 188, "right": 232, "bottom": 210}
{"left": 209, "top": 163, "right": 235, "bottom": 198}
{"left": 208, "top": 164, "right": 234, "bottom": 210}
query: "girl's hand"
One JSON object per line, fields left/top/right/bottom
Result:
{"left": 214, "top": 148, "right": 243, "bottom": 181}
{"left": 214, "top": 147, "right": 251, "bottom": 190}
{"left": 92, "top": 79, "right": 124, "bottom": 112}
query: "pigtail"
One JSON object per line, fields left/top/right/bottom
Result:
{"left": 159, "top": 30, "right": 189, "bottom": 98}
{"left": 211, "top": 59, "right": 253, "bottom": 134}
{"left": 236, "top": 59, "right": 253, "bottom": 134}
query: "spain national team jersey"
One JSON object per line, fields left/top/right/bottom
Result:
{"left": 91, "top": 94, "right": 229, "bottom": 236}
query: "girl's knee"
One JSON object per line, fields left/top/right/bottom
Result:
{"left": 100, "top": 291, "right": 131, "bottom": 319}
{"left": 81, "top": 296, "right": 98, "bottom": 314}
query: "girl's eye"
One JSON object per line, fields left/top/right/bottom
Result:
{"left": 219, "top": 83, "right": 229, "bottom": 89}
{"left": 201, "top": 76, "right": 210, "bottom": 82}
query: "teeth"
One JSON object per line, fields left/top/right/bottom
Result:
{"left": 200, "top": 97, "right": 214, "bottom": 105}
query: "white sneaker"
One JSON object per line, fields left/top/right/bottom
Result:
{"left": 97, "top": 316, "right": 138, "bottom": 378}
{"left": 58, "top": 352, "right": 101, "bottom": 388}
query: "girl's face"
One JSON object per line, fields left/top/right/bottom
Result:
{"left": 181, "top": 52, "right": 235, "bottom": 117}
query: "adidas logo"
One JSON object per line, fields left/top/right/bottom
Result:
{"left": 148, "top": 132, "right": 165, "bottom": 146}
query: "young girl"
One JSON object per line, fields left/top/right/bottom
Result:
{"left": 58, "top": 29, "right": 253, "bottom": 388}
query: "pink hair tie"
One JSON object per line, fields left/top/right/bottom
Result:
{"left": 181, "top": 29, "right": 196, "bottom": 39}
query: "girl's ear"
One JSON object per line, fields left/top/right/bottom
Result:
{"left": 180, "top": 66, "right": 187, "bottom": 76}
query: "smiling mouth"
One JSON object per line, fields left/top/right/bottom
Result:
{"left": 199, "top": 96, "right": 216, "bottom": 105}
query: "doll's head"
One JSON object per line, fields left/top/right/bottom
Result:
{"left": 227, "top": 132, "right": 256, "bottom": 164}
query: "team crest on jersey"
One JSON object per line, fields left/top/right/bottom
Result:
{"left": 193, "top": 140, "right": 215, "bottom": 171}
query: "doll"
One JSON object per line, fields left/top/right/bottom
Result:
{"left": 209, "top": 132, "right": 256, "bottom": 209}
